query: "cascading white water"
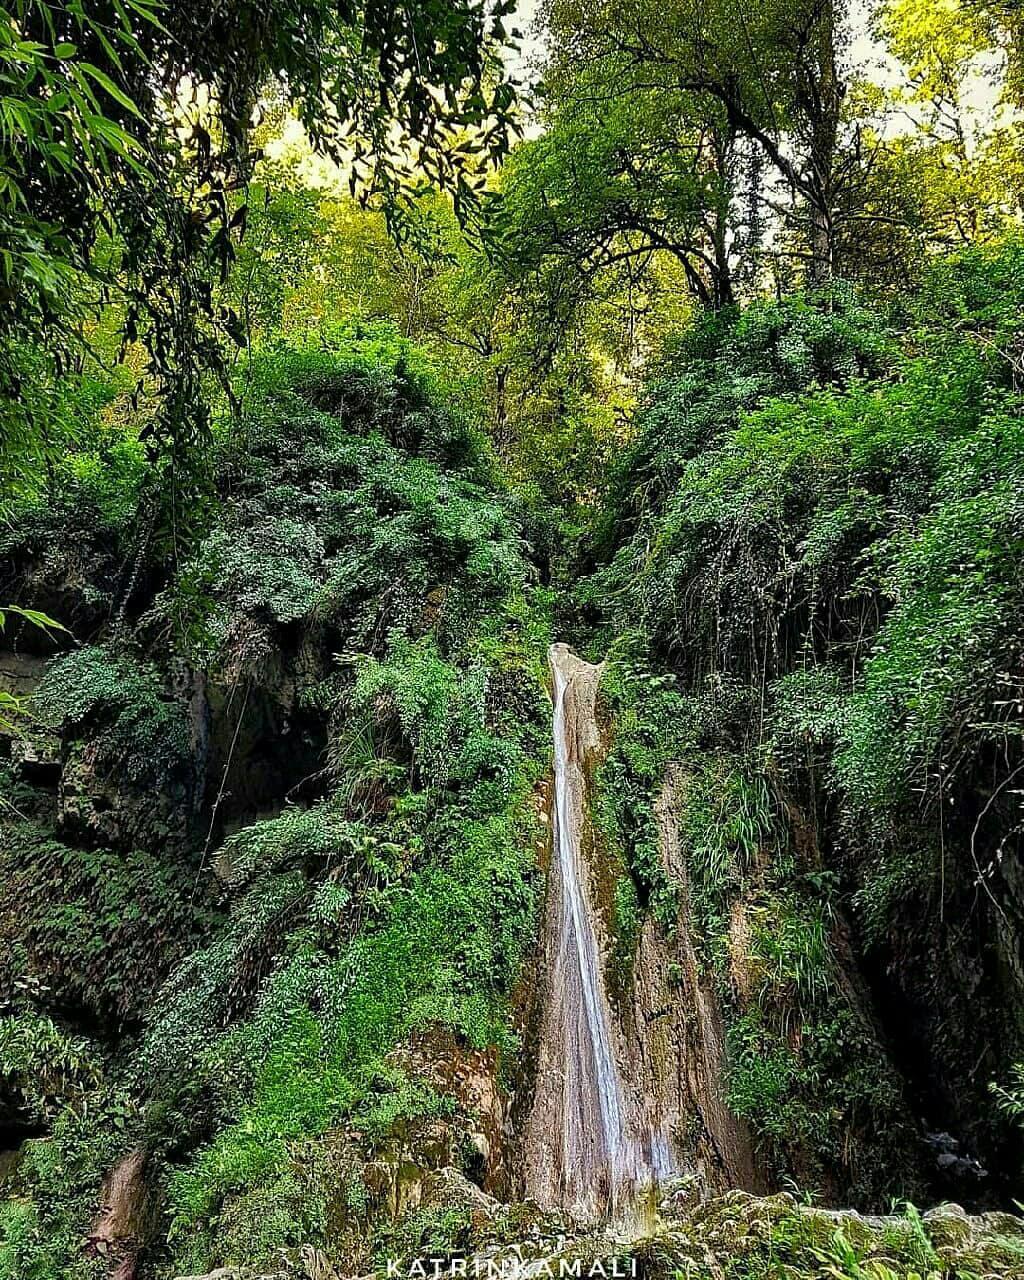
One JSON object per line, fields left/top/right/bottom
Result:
{"left": 524, "top": 643, "right": 665, "bottom": 1222}
{"left": 550, "top": 654, "right": 631, "bottom": 1197}
{"left": 525, "top": 644, "right": 760, "bottom": 1221}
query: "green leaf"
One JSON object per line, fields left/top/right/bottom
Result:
{"left": 0, "top": 605, "right": 70, "bottom": 637}
{"left": 78, "top": 62, "right": 141, "bottom": 117}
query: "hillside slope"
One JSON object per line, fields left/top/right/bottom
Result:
{"left": 2, "top": 247, "right": 1024, "bottom": 1277}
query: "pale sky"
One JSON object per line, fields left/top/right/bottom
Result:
{"left": 507, "top": 0, "right": 542, "bottom": 87}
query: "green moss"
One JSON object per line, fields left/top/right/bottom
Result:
{"left": 626, "top": 1191, "right": 1024, "bottom": 1279}
{"left": 33, "top": 647, "right": 191, "bottom": 787}
{"left": 0, "top": 826, "right": 197, "bottom": 1026}
{"left": 611, "top": 873, "right": 641, "bottom": 991}
{"left": 591, "top": 657, "right": 692, "bottom": 993}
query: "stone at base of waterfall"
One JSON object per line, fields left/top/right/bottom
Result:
{"left": 174, "top": 1270, "right": 240, "bottom": 1280}
{"left": 172, "top": 1190, "right": 1024, "bottom": 1280}
{"left": 640, "top": 1189, "right": 1024, "bottom": 1279}
{"left": 425, "top": 1165, "right": 502, "bottom": 1218}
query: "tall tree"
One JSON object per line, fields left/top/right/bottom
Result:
{"left": 537, "top": 0, "right": 851, "bottom": 289}
{"left": 498, "top": 58, "right": 743, "bottom": 310}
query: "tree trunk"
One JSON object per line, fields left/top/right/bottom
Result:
{"left": 494, "top": 365, "right": 510, "bottom": 453}
{"left": 711, "top": 128, "right": 737, "bottom": 307}
{"left": 801, "top": 0, "right": 844, "bottom": 288}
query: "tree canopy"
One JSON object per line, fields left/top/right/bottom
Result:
{"left": 3, "top": 0, "right": 1024, "bottom": 1276}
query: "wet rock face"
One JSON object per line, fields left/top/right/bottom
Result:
{"left": 56, "top": 740, "right": 195, "bottom": 851}
{"left": 523, "top": 645, "right": 655, "bottom": 1222}
{"left": 86, "top": 1147, "right": 150, "bottom": 1280}
{"left": 621, "top": 769, "right": 761, "bottom": 1198}
{"left": 864, "top": 897, "right": 1024, "bottom": 1207}
{"left": 521, "top": 649, "right": 760, "bottom": 1225}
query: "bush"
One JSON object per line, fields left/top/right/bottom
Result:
{"left": 0, "top": 826, "right": 195, "bottom": 1026}
{"left": 33, "top": 647, "right": 190, "bottom": 786}
{"left": 173, "top": 338, "right": 527, "bottom": 672}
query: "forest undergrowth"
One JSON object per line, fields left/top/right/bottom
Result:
{"left": 2, "top": 246, "right": 1024, "bottom": 1276}
{"left": 3, "top": 0, "right": 1024, "bottom": 1274}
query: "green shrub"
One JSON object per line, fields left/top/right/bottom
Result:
{"left": 33, "top": 648, "right": 190, "bottom": 786}
{"left": 0, "top": 826, "right": 195, "bottom": 1026}
{"left": 0, "top": 1012, "right": 101, "bottom": 1127}
{"left": 171, "top": 339, "right": 526, "bottom": 671}
{"left": 97, "top": 332, "right": 549, "bottom": 1262}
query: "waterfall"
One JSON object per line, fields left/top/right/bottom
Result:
{"left": 523, "top": 643, "right": 666, "bottom": 1223}
{"left": 551, "top": 648, "right": 629, "bottom": 1201}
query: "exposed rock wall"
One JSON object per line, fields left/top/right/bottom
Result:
{"left": 521, "top": 649, "right": 760, "bottom": 1224}
{"left": 618, "top": 769, "right": 761, "bottom": 1198}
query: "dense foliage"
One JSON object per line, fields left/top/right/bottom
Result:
{"left": 0, "top": 332, "right": 555, "bottom": 1276}
{"left": 3, "top": 0, "right": 1024, "bottom": 1276}
{"left": 585, "top": 245, "right": 1024, "bottom": 1201}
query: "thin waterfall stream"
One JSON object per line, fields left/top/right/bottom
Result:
{"left": 524, "top": 643, "right": 669, "bottom": 1225}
